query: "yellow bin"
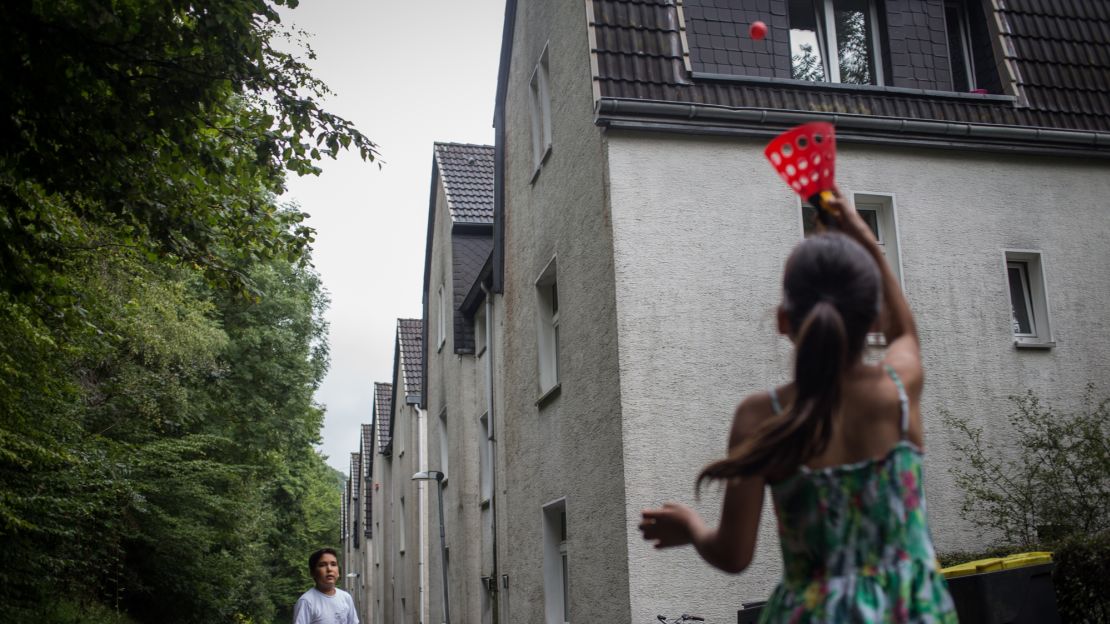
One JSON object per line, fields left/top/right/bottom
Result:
{"left": 940, "top": 552, "right": 1053, "bottom": 578}
{"left": 1001, "top": 552, "right": 1053, "bottom": 570}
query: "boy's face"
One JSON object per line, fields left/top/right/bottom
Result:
{"left": 312, "top": 553, "right": 340, "bottom": 594}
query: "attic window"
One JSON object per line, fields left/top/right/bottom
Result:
{"left": 789, "top": 0, "right": 885, "bottom": 85}
{"left": 529, "top": 44, "right": 553, "bottom": 176}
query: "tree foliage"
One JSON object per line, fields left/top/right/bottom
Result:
{"left": 0, "top": 1, "right": 358, "bottom": 621}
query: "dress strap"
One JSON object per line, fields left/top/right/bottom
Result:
{"left": 883, "top": 364, "right": 910, "bottom": 437}
{"left": 768, "top": 387, "right": 783, "bottom": 415}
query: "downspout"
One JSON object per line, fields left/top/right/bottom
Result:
{"left": 418, "top": 405, "right": 429, "bottom": 624}
{"left": 482, "top": 283, "right": 501, "bottom": 624}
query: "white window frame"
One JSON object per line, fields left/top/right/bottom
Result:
{"left": 475, "top": 305, "right": 488, "bottom": 357}
{"left": 789, "top": 0, "right": 886, "bottom": 85}
{"left": 438, "top": 408, "right": 449, "bottom": 483}
{"left": 1003, "top": 250, "right": 1054, "bottom": 348}
{"left": 798, "top": 192, "right": 902, "bottom": 346}
{"left": 535, "top": 256, "right": 560, "bottom": 398}
{"left": 478, "top": 412, "right": 492, "bottom": 504}
{"left": 399, "top": 495, "right": 406, "bottom": 555}
{"left": 397, "top": 411, "right": 405, "bottom": 457}
{"left": 542, "top": 498, "right": 569, "bottom": 624}
{"left": 529, "top": 44, "right": 553, "bottom": 177}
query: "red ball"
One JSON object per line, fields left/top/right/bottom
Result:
{"left": 749, "top": 20, "right": 768, "bottom": 40}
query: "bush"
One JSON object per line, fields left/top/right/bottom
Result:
{"left": 1053, "top": 530, "right": 1110, "bottom": 623}
{"left": 941, "top": 385, "right": 1110, "bottom": 547}
{"left": 19, "top": 599, "right": 138, "bottom": 624}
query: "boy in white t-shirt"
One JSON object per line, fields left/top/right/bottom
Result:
{"left": 293, "top": 548, "right": 359, "bottom": 624}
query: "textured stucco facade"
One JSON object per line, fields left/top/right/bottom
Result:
{"left": 424, "top": 176, "right": 488, "bottom": 624}
{"left": 497, "top": 0, "right": 631, "bottom": 623}
{"left": 605, "top": 131, "right": 1110, "bottom": 621}
{"left": 388, "top": 388, "right": 423, "bottom": 623}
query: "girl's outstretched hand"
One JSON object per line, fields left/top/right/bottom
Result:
{"left": 639, "top": 503, "right": 704, "bottom": 549}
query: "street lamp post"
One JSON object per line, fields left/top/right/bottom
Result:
{"left": 412, "top": 470, "right": 449, "bottom": 624}
{"left": 345, "top": 572, "right": 360, "bottom": 616}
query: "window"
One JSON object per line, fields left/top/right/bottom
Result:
{"left": 437, "top": 284, "right": 447, "bottom": 350}
{"left": 479, "top": 413, "right": 492, "bottom": 503}
{"left": 1004, "top": 251, "right": 1054, "bottom": 348}
{"left": 801, "top": 193, "right": 902, "bottom": 284}
{"left": 475, "top": 305, "right": 488, "bottom": 357}
{"left": 397, "top": 412, "right": 405, "bottom": 457}
{"left": 438, "top": 409, "right": 449, "bottom": 481}
{"left": 399, "top": 496, "right": 406, "bottom": 555}
{"left": 802, "top": 193, "right": 901, "bottom": 345}
{"left": 536, "top": 258, "right": 560, "bottom": 397}
{"left": 529, "top": 45, "right": 553, "bottom": 174}
{"left": 789, "top": 0, "right": 885, "bottom": 85}
{"left": 542, "top": 499, "right": 569, "bottom": 624}
{"left": 944, "top": 0, "right": 976, "bottom": 92}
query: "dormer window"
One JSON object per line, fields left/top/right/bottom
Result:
{"left": 788, "top": 0, "right": 885, "bottom": 85}
{"left": 944, "top": 0, "right": 976, "bottom": 91}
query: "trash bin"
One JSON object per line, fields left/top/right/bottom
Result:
{"left": 941, "top": 553, "right": 1060, "bottom": 624}
{"left": 737, "top": 600, "right": 765, "bottom": 624}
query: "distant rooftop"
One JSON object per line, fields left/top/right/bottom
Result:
{"left": 397, "top": 318, "right": 423, "bottom": 400}
{"left": 434, "top": 143, "right": 495, "bottom": 224}
{"left": 374, "top": 382, "right": 393, "bottom": 453}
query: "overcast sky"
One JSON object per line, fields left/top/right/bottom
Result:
{"left": 277, "top": 0, "right": 504, "bottom": 473}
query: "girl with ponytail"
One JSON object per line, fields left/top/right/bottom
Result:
{"left": 640, "top": 189, "right": 956, "bottom": 622}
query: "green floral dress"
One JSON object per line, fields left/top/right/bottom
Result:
{"left": 759, "top": 367, "right": 957, "bottom": 623}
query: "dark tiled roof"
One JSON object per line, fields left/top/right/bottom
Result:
{"left": 341, "top": 478, "right": 348, "bottom": 541}
{"left": 349, "top": 453, "right": 361, "bottom": 499}
{"left": 360, "top": 423, "right": 373, "bottom": 537}
{"left": 360, "top": 424, "right": 373, "bottom": 475}
{"left": 1001, "top": 0, "right": 1110, "bottom": 125}
{"left": 374, "top": 382, "right": 393, "bottom": 453}
{"left": 588, "top": 0, "right": 1110, "bottom": 133}
{"left": 397, "top": 319, "right": 423, "bottom": 400}
{"left": 434, "top": 143, "right": 495, "bottom": 224}
{"left": 452, "top": 235, "right": 494, "bottom": 354}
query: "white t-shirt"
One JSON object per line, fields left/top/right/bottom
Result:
{"left": 292, "top": 587, "right": 359, "bottom": 624}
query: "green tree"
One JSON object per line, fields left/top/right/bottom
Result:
{"left": 0, "top": 1, "right": 359, "bottom": 620}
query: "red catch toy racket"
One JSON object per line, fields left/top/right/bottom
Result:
{"left": 764, "top": 122, "right": 838, "bottom": 225}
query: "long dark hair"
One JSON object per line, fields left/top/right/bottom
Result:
{"left": 699, "top": 232, "right": 881, "bottom": 486}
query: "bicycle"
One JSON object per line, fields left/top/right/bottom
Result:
{"left": 655, "top": 615, "right": 705, "bottom": 623}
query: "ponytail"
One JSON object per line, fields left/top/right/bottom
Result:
{"left": 697, "top": 301, "right": 848, "bottom": 489}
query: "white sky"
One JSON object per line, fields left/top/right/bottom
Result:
{"left": 277, "top": 0, "right": 504, "bottom": 473}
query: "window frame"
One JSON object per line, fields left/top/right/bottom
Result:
{"left": 943, "top": 0, "right": 977, "bottom": 92}
{"left": 529, "top": 43, "right": 553, "bottom": 178}
{"left": 478, "top": 412, "right": 492, "bottom": 505}
{"left": 399, "top": 495, "right": 406, "bottom": 555}
{"left": 542, "top": 498, "right": 569, "bottom": 624}
{"left": 1003, "top": 250, "right": 1055, "bottom": 349}
{"left": 535, "top": 256, "right": 561, "bottom": 400}
{"left": 437, "top": 408, "right": 449, "bottom": 484}
{"left": 789, "top": 0, "right": 887, "bottom": 86}
{"left": 437, "top": 283, "right": 447, "bottom": 351}
{"left": 799, "top": 191, "right": 903, "bottom": 346}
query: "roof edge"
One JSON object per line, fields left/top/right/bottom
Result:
{"left": 460, "top": 251, "right": 494, "bottom": 317}
{"left": 596, "top": 98, "right": 1110, "bottom": 157}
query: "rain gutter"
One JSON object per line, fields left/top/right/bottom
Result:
{"left": 595, "top": 98, "right": 1110, "bottom": 158}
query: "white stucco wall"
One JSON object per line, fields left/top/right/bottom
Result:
{"left": 606, "top": 131, "right": 1110, "bottom": 622}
